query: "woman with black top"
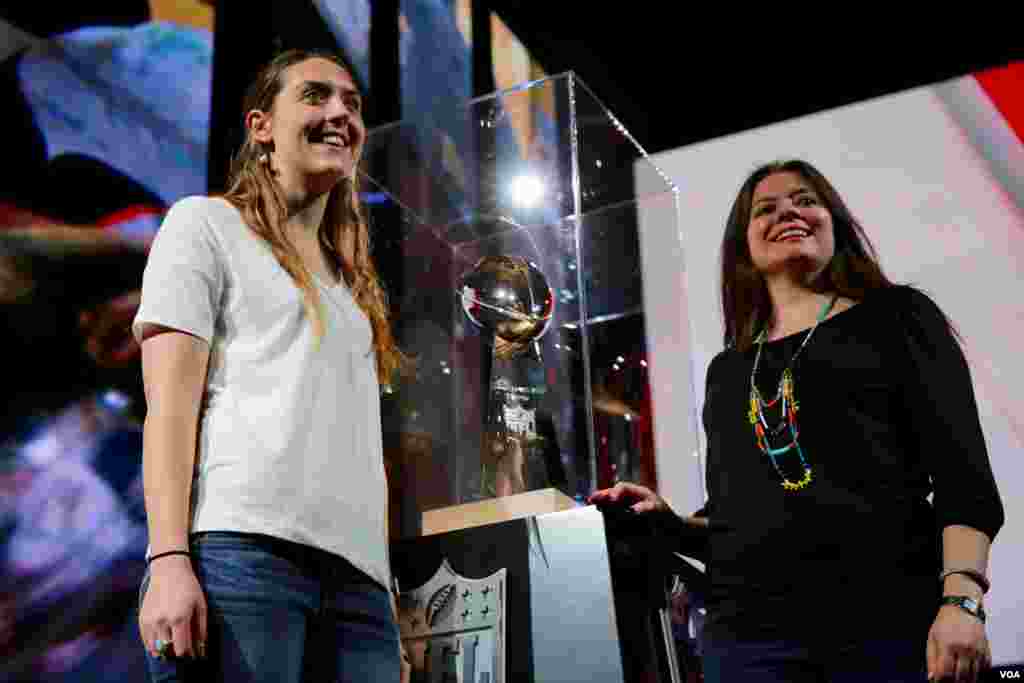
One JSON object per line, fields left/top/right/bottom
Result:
{"left": 590, "top": 159, "right": 1004, "bottom": 683}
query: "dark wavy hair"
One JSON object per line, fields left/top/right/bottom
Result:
{"left": 720, "top": 159, "right": 894, "bottom": 351}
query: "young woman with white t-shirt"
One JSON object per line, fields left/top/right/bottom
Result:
{"left": 133, "top": 49, "right": 408, "bottom": 682}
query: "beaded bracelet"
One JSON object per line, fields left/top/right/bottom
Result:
{"left": 147, "top": 550, "right": 191, "bottom": 566}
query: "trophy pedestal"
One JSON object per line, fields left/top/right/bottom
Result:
{"left": 392, "top": 504, "right": 688, "bottom": 682}
{"left": 422, "top": 487, "right": 577, "bottom": 536}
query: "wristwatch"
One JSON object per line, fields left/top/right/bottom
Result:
{"left": 940, "top": 595, "right": 986, "bottom": 624}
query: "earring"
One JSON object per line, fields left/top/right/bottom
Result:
{"left": 258, "top": 152, "right": 269, "bottom": 164}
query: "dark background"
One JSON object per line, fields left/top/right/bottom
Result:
{"left": 484, "top": 6, "right": 1022, "bottom": 155}
{"left": 1, "top": 3, "right": 1020, "bottom": 680}
{"left": 7, "top": 3, "right": 1017, "bottom": 179}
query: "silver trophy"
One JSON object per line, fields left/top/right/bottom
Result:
{"left": 459, "top": 255, "right": 554, "bottom": 355}
{"left": 458, "top": 255, "right": 554, "bottom": 497}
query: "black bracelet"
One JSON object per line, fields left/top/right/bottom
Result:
{"left": 939, "top": 568, "right": 990, "bottom": 595}
{"left": 147, "top": 550, "right": 191, "bottom": 566}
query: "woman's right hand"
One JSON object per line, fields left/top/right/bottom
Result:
{"left": 588, "top": 481, "right": 670, "bottom": 515}
{"left": 138, "top": 555, "right": 207, "bottom": 660}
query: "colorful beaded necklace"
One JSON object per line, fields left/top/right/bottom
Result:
{"left": 747, "top": 294, "right": 838, "bottom": 492}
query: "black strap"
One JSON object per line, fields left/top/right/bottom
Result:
{"left": 147, "top": 550, "right": 191, "bottom": 566}
{"left": 939, "top": 568, "right": 990, "bottom": 595}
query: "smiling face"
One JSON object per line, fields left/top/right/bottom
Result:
{"left": 746, "top": 171, "right": 835, "bottom": 280}
{"left": 247, "top": 57, "right": 365, "bottom": 198}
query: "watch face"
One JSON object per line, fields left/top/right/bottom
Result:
{"left": 943, "top": 596, "right": 986, "bottom": 623}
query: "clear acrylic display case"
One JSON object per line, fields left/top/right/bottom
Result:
{"left": 361, "top": 72, "right": 694, "bottom": 540}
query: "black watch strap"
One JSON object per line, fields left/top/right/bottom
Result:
{"left": 940, "top": 595, "right": 986, "bottom": 624}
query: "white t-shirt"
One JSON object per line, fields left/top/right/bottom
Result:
{"left": 132, "top": 195, "right": 390, "bottom": 590}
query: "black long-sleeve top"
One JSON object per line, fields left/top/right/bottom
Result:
{"left": 698, "top": 285, "right": 1004, "bottom": 644}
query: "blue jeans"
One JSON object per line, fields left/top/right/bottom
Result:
{"left": 702, "top": 634, "right": 929, "bottom": 683}
{"left": 140, "top": 532, "right": 401, "bottom": 682}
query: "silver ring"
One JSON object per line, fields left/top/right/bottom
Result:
{"left": 154, "top": 638, "right": 173, "bottom": 659}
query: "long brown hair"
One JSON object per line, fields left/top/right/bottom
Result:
{"left": 720, "top": 159, "right": 894, "bottom": 351}
{"left": 222, "top": 49, "right": 405, "bottom": 384}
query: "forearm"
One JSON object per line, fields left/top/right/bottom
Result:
{"left": 138, "top": 328, "right": 210, "bottom": 556}
{"left": 941, "top": 524, "right": 992, "bottom": 601}
{"left": 142, "top": 410, "right": 200, "bottom": 554}
{"left": 650, "top": 501, "right": 711, "bottom": 563}
{"left": 657, "top": 494, "right": 709, "bottom": 531}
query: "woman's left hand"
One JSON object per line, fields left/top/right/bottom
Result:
{"left": 926, "top": 604, "right": 990, "bottom": 682}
